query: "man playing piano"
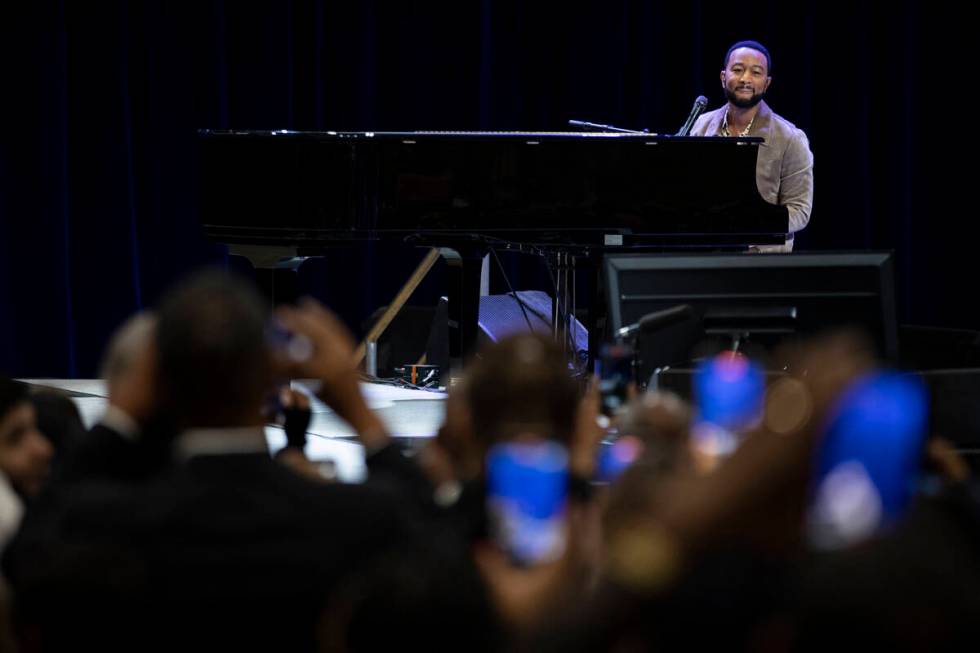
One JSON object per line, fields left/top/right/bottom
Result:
{"left": 690, "top": 40, "right": 813, "bottom": 252}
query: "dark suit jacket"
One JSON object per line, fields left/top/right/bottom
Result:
{"left": 3, "top": 451, "right": 416, "bottom": 652}
{"left": 56, "top": 421, "right": 171, "bottom": 483}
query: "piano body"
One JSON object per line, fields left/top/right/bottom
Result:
{"left": 198, "top": 130, "right": 788, "bottom": 363}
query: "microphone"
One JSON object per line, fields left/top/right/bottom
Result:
{"left": 616, "top": 304, "right": 695, "bottom": 339}
{"left": 674, "top": 96, "right": 708, "bottom": 136}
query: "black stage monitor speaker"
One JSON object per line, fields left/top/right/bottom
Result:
{"left": 916, "top": 369, "right": 980, "bottom": 450}
{"left": 604, "top": 251, "right": 899, "bottom": 363}
{"left": 898, "top": 325, "right": 980, "bottom": 371}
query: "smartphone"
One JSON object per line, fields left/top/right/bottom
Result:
{"left": 266, "top": 317, "right": 313, "bottom": 363}
{"left": 595, "top": 434, "right": 645, "bottom": 483}
{"left": 691, "top": 351, "right": 765, "bottom": 458}
{"left": 486, "top": 440, "right": 568, "bottom": 565}
{"left": 598, "top": 343, "right": 635, "bottom": 417}
{"left": 809, "top": 371, "right": 928, "bottom": 548}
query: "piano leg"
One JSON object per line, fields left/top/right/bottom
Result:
{"left": 584, "top": 251, "right": 604, "bottom": 374}
{"left": 552, "top": 251, "right": 573, "bottom": 356}
{"left": 552, "top": 250, "right": 590, "bottom": 372}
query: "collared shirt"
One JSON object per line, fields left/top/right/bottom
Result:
{"left": 721, "top": 109, "right": 755, "bottom": 137}
{"left": 175, "top": 426, "right": 269, "bottom": 461}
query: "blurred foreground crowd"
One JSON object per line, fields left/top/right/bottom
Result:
{"left": 2, "top": 269, "right": 979, "bottom": 652}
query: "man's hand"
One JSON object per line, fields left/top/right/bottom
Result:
{"left": 570, "top": 380, "right": 605, "bottom": 479}
{"left": 474, "top": 501, "right": 602, "bottom": 631}
{"left": 279, "top": 386, "right": 312, "bottom": 450}
{"left": 275, "top": 298, "right": 359, "bottom": 385}
{"left": 275, "top": 299, "right": 389, "bottom": 450}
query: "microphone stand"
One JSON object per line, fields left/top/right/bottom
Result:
{"left": 568, "top": 119, "right": 649, "bottom": 134}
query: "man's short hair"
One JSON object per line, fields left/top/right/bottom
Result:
{"left": 724, "top": 40, "right": 772, "bottom": 74}
{"left": 155, "top": 269, "right": 273, "bottom": 428}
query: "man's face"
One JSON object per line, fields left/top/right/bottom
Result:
{"left": 0, "top": 401, "right": 53, "bottom": 497}
{"left": 721, "top": 47, "right": 771, "bottom": 108}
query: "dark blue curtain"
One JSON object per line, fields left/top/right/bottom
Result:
{"left": 0, "top": 1, "right": 969, "bottom": 377}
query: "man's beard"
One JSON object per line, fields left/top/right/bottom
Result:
{"left": 725, "top": 86, "right": 765, "bottom": 108}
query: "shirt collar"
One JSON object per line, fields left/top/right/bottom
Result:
{"left": 175, "top": 426, "right": 269, "bottom": 460}
{"left": 718, "top": 100, "right": 773, "bottom": 144}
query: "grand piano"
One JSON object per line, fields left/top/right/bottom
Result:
{"left": 199, "top": 130, "right": 788, "bottom": 363}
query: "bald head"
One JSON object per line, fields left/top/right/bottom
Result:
{"left": 102, "top": 312, "right": 157, "bottom": 398}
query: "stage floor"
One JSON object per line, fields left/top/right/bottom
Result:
{"left": 21, "top": 379, "right": 447, "bottom": 483}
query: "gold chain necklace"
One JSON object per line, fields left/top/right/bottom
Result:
{"left": 722, "top": 109, "right": 755, "bottom": 137}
